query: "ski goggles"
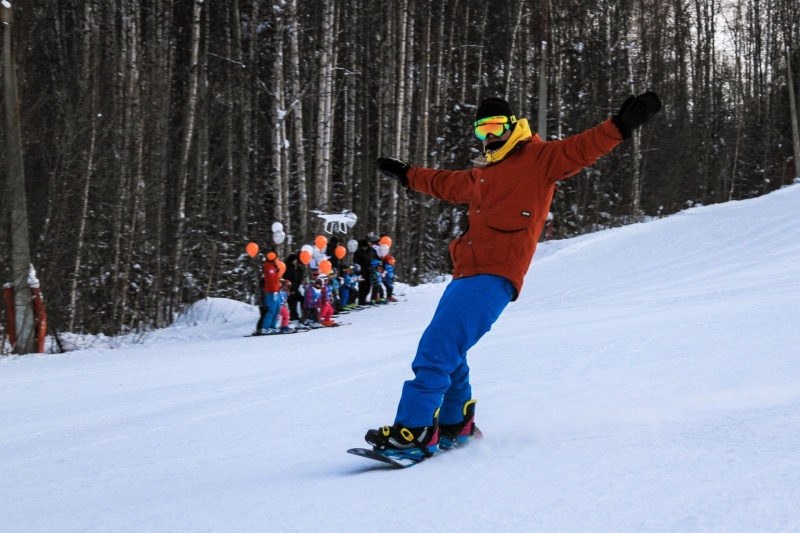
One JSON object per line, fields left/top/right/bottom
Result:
{"left": 473, "top": 115, "right": 516, "bottom": 141}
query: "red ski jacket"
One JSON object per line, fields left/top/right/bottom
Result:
{"left": 407, "top": 118, "right": 623, "bottom": 300}
{"left": 263, "top": 261, "right": 281, "bottom": 294}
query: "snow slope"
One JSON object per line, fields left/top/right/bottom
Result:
{"left": 2, "top": 185, "right": 799, "bottom": 533}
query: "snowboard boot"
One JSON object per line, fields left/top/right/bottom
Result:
{"left": 365, "top": 409, "right": 440, "bottom": 460}
{"left": 439, "top": 399, "right": 481, "bottom": 450}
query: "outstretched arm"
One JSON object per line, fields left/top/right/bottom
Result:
{"left": 406, "top": 166, "right": 474, "bottom": 204}
{"left": 538, "top": 118, "right": 623, "bottom": 182}
{"left": 540, "top": 92, "right": 661, "bottom": 182}
{"left": 376, "top": 157, "right": 474, "bottom": 204}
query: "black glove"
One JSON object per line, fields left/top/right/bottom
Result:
{"left": 612, "top": 92, "right": 662, "bottom": 140}
{"left": 376, "top": 157, "right": 410, "bottom": 188}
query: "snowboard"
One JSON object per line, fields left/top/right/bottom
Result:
{"left": 348, "top": 428, "right": 483, "bottom": 468}
{"left": 346, "top": 448, "right": 420, "bottom": 468}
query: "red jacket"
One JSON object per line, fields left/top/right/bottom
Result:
{"left": 407, "top": 118, "right": 622, "bottom": 300}
{"left": 263, "top": 261, "right": 281, "bottom": 293}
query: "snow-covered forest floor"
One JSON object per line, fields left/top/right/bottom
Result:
{"left": 2, "top": 185, "right": 799, "bottom": 532}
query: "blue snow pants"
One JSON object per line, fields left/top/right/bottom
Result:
{"left": 263, "top": 292, "right": 281, "bottom": 329}
{"left": 395, "top": 274, "right": 515, "bottom": 428}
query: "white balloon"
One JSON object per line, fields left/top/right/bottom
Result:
{"left": 312, "top": 247, "right": 321, "bottom": 260}
{"left": 378, "top": 244, "right": 390, "bottom": 257}
{"left": 301, "top": 244, "right": 314, "bottom": 255}
{"left": 347, "top": 239, "right": 358, "bottom": 253}
{"left": 273, "top": 230, "right": 286, "bottom": 244}
{"left": 272, "top": 222, "right": 284, "bottom": 232}
{"left": 345, "top": 212, "right": 358, "bottom": 228}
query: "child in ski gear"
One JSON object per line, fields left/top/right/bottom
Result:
{"left": 383, "top": 255, "right": 396, "bottom": 301}
{"left": 353, "top": 239, "right": 378, "bottom": 305}
{"left": 284, "top": 254, "right": 305, "bottom": 321}
{"left": 302, "top": 273, "right": 322, "bottom": 327}
{"left": 369, "top": 259, "right": 384, "bottom": 304}
{"left": 346, "top": 265, "right": 360, "bottom": 307}
{"left": 370, "top": 235, "right": 386, "bottom": 300}
{"left": 278, "top": 280, "right": 293, "bottom": 333}
{"left": 262, "top": 252, "right": 282, "bottom": 334}
{"left": 367, "top": 94, "right": 661, "bottom": 459}
{"left": 340, "top": 267, "right": 351, "bottom": 309}
{"left": 329, "top": 269, "right": 342, "bottom": 312}
{"left": 319, "top": 275, "right": 335, "bottom": 326}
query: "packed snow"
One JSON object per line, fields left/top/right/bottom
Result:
{"left": 2, "top": 185, "right": 799, "bottom": 532}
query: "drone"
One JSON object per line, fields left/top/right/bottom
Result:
{"left": 312, "top": 210, "right": 358, "bottom": 234}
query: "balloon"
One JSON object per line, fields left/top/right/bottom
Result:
{"left": 347, "top": 239, "right": 358, "bottom": 253}
{"left": 246, "top": 242, "right": 259, "bottom": 257}
{"left": 272, "top": 222, "right": 284, "bottom": 232}
{"left": 335, "top": 246, "right": 346, "bottom": 259}
{"left": 319, "top": 259, "right": 332, "bottom": 275}
{"left": 379, "top": 236, "right": 392, "bottom": 247}
{"left": 378, "top": 244, "right": 390, "bottom": 257}
{"left": 273, "top": 230, "right": 286, "bottom": 244}
{"left": 312, "top": 247, "right": 321, "bottom": 261}
{"left": 315, "top": 235, "right": 328, "bottom": 251}
{"left": 345, "top": 212, "right": 358, "bottom": 228}
{"left": 301, "top": 244, "right": 314, "bottom": 255}
{"left": 299, "top": 251, "right": 311, "bottom": 265}
{"left": 276, "top": 260, "right": 286, "bottom": 277}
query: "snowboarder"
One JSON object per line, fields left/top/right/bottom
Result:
{"left": 365, "top": 93, "right": 661, "bottom": 460}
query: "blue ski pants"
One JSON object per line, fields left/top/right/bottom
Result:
{"left": 395, "top": 274, "right": 515, "bottom": 428}
{"left": 263, "top": 292, "right": 281, "bottom": 330}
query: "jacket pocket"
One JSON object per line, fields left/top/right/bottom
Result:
{"left": 486, "top": 212, "right": 531, "bottom": 263}
{"left": 486, "top": 213, "right": 530, "bottom": 233}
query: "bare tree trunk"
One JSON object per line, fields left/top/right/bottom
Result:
{"left": 415, "top": 7, "right": 433, "bottom": 283}
{"left": 118, "top": 0, "right": 145, "bottom": 331}
{"left": 342, "top": 2, "right": 357, "bottom": 212}
{"left": 68, "top": 1, "right": 98, "bottom": 333}
{"left": 224, "top": 1, "right": 236, "bottom": 230}
{"left": 473, "top": 4, "right": 488, "bottom": 105}
{"left": 314, "top": 0, "right": 335, "bottom": 212}
{"left": 398, "top": 1, "right": 415, "bottom": 274}
{"left": 151, "top": 0, "right": 174, "bottom": 328}
{"left": 537, "top": 0, "right": 549, "bottom": 137}
{"left": 504, "top": 0, "right": 525, "bottom": 99}
{"left": 170, "top": 0, "right": 203, "bottom": 314}
{"left": 628, "top": 32, "right": 642, "bottom": 222}
{"left": 288, "top": 0, "right": 308, "bottom": 242}
{"left": 233, "top": 0, "right": 250, "bottom": 235}
{"left": 788, "top": 45, "right": 800, "bottom": 180}
{"left": 110, "top": 0, "right": 133, "bottom": 332}
{"left": 272, "top": 11, "right": 285, "bottom": 234}
{"left": 2, "top": 3, "right": 36, "bottom": 354}
{"left": 388, "top": 0, "right": 409, "bottom": 237}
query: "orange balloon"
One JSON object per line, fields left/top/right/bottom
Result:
{"left": 379, "top": 236, "right": 392, "bottom": 247}
{"left": 299, "top": 250, "right": 312, "bottom": 265}
{"left": 246, "top": 242, "right": 259, "bottom": 257}
{"left": 315, "top": 235, "right": 328, "bottom": 251}
{"left": 276, "top": 260, "right": 286, "bottom": 277}
{"left": 335, "top": 245, "right": 346, "bottom": 259}
{"left": 319, "top": 259, "right": 332, "bottom": 275}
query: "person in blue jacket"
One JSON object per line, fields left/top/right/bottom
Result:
{"left": 369, "top": 259, "right": 384, "bottom": 305}
{"left": 383, "top": 255, "right": 396, "bottom": 302}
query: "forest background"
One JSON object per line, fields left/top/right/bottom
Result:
{"left": 1, "top": 0, "right": 799, "bottom": 343}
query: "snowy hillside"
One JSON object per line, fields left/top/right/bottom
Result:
{"left": 2, "top": 185, "right": 799, "bottom": 532}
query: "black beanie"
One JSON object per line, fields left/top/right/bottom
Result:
{"left": 476, "top": 98, "right": 514, "bottom": 122}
